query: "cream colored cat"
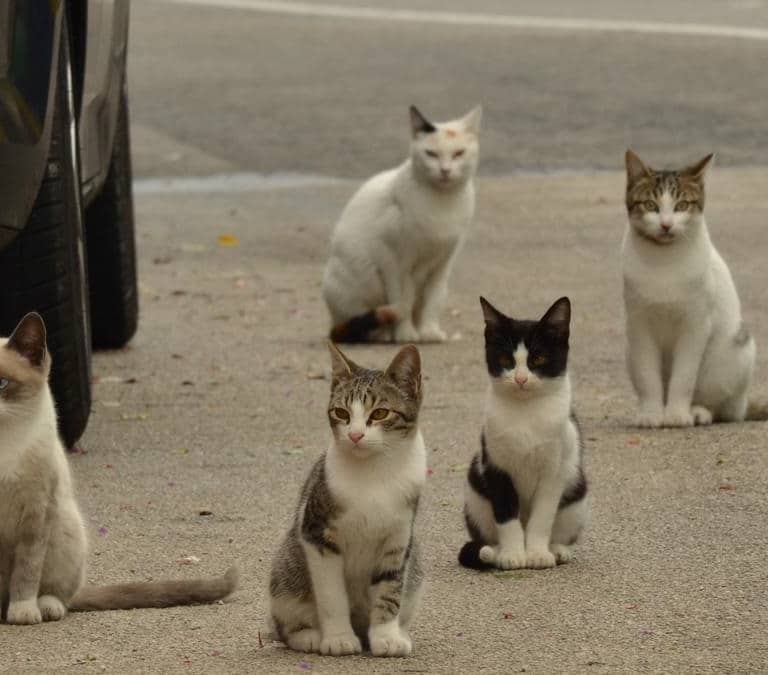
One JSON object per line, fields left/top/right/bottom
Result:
{"left": 323, "top": 104, "right": 481, "bottom": 343}
{"left": 0, "top": 313, "right": 236, "bottom": 624}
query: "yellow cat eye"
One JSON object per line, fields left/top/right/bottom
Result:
{"left": 531, "top": 354, "right": 547, "bottom": 366}
{"left": 453, "top": 150, "right": 465, "bottom": 158}
{"left": 332, "top": 408, "right": 350, "bottom": 423}
{"left": 425, "top": 150, "right": 439, "bottom": 158}
{"left": 0, "top": 378, "right": 9, "bottom": 391}
{"left": 675, "top": 200, "right": 690, "bottom": 211}
{"left": 643, "top": 200, "right": 658, "bottom": 211}
{"left": 369, "top": 408, "right": 389, "bottom": 421}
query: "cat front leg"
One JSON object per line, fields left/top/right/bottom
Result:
{"left": 415, "top": 248, "right": 458, "bottom": 343}
{"left": 477, "top": 464, "right": 526, "bottom": 570}
{"left": 379, "top": 252, "right": 419, "bottom": 342}
{"left": 368, "top": 531, "right": 414, "bottom": 657}
{"left": 7, "top": 511, "right": 50, "bottom": 625}
{"left": 301, "top": 543, "right": 361, "bottom": 656}
{"left": 626, "top": 314, "right": 665, "bottom": 427}
{"left": 664, "top": 323, "right": 712, "bottom": 427}
{"left": 524, "top": 477, "right": 562, "bottom": 569}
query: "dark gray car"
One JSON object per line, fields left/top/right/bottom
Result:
{"left": 0, "top": 1, "right": 137, "bottom": 447}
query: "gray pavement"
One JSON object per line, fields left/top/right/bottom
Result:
{"left": 4, "top": 1, "right": 768, "bottom": 672}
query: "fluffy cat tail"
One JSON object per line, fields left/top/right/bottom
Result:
{"left": 746, "top": 398, "right": 768, "bottom": 421}
{"left": 69, "top": 566, "right": 238, "bottom": 612}
{"left": 330, "top": 305, "right": 398, "bottom": 343}
{"left": 458, "top": 542, "right": 494, "bottom": 570}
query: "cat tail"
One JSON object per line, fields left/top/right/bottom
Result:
{"left": 746, "top": 398, "right": 768, "bottom": 421}
{"left": 458, "top": 542, "right": 495, "bottom": 570}
{"left": 69, "top": 566, "right": 238, "bottom": 612}
{"left": 329, "top": 305, "right": 398, "bottom": 343}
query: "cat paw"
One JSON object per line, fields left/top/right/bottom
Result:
{"left": 7, "top": 599, "right": 42, "bottom": 625}
{"left": 418, "top": 323, "right": 447, "bottom": 343}
{"left": 286, "top": 628, "right": 322, "bottom": 653}
{"left": 394, "top": 322, "right": 420, "bottom": 343}
{"left": 550, "top": 544, "right": 574, "bottom": 564}
{"left": 635, "top": 409, "right": 664, "bottom": 428}
{"left": 319, "top": 632, "right": 362, "bottom": 656}
{"left": 369, "top": 625, "right": 412, "bottom": 657}
{"left": 526, "top": 548, "right": 557, "bottom": 569}
{"left": 38, "top": 595, "right": 67, "bottom": 622}
{"left": 663, "top": 407, "right": 694, "bottom": 428}
{"left": 691, "top": 406, "right": 713, "bottom": 426}
{"left": 479, "top": 545, "right": 526, "bottom": 570}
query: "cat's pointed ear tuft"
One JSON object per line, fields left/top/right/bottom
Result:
{"left": 409, "top": 105, "right": 436, "bottom": 137}
{"left": 327, "top": 341, "right": 360, "bottom": 385}
{"left": 480, "top": 296, "right": 506, "bottom": 328}
{"left": 683, "top": 153, "right": 714, "bottom": 181}
{"left": 7, "top": 312, "right": 47, "bottom": 367}
{"left": 539, "top": 297, "right": 571, "bottom": 340}
{"left": 386, "top": 344, "right": 422, "bottom": 401}
{"left": 462, "top": 105, "right": 482, "bottom": 135}
{"left": 625, "top": 149, "right": 651, "bottom": 184}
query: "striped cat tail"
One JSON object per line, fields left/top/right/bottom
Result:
{"left": 329, "top": 305, "right": 398, "bottom": 343}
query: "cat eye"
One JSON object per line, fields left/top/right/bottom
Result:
{"left": 452, "top": 150, "right": 465, "bottom": 159}
{"left": 425, "top": 150, "right": 439, "bottom": 159}
{"left": 0, "top": 378, "right": 8, "bottom": 391}
{"left": 530, "top": 354, "right": 547, "bottom": 367}
{"left": 675, "top": 200, "right": 690, "bottom": 211}
{"left": 643, "top": 200, "right": 659, "bottom": 211}
{"left": 331, "top": 408, "right": 350, "bottom": 423}
{"left": 369, "top": 408, "right": 390, "bottom": 422}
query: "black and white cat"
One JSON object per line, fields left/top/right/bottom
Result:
{"left": 459, "top": 297, "right": 588, "bottom": 570}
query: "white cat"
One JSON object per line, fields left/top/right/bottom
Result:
{"left": 621, "top": 150, "right": 760, "bottom": 428}
{"left": 0, "top": 313, "right": 236, "bottom": 624}
{"left": 322, "top": 104, "right": 481, "bottom": 344}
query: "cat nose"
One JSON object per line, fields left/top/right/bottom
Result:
{"left": 440, "top": 167, "right": 451, "bottom": 177}
{"left": 514, "top": 373, "right": 528, "bottom": 386}
{"left": 660, "top": 222, "right": 672, "bottom": 232}
{"left": 348, "top": 431, "right": 365, "bottom": 444}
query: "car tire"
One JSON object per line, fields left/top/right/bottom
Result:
{"left": 85, "top": 91, "right": 139, "bottom": 350}
{"left": 0, "top": 22, "right": 91, "bottom": 449}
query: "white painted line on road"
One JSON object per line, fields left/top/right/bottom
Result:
{"left": 158, "top": 0, "right": 768, "bottom": 42}
{"left": 133, "top": 172, "right": 353, "bottom": 194}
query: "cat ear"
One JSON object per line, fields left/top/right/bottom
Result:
{"left": 682, "top": 153, "right": 714, "bottom": 181}
{"left": 479, "top": 296, "right": 507, "bottom": 328}
{"left": 625, "top": 149, "right": 651, "bottom": 183}
{"left": 7, "top": 312, "right": 47, "bottom": 367}
{"left": 327, "top": 341, "right": 360, "bottom": 385}
{"left": 409, "top": 105, "right": 436, "bottom": 137}
{"left": 386, "top": 344, "right": 422, "bottom": 400}
{"left": 461, "top": 105, "right": 482, "bottom": 135}
{"left": 539, "top": 297, "right": 571, "bottom": 340}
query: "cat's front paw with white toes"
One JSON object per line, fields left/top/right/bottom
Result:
{"left": 691, "top": 406, "right": 713, "bottom": 426}
{"left": 550, "top": 544, "right": 573, "bottom": 565}
{"left": 417, "top": 323, "right": 447, "bottom": 343}
{"left": 286, "top": 629, "right": 322, "bottom": 653}
{"left": 526, "top": 548, "right": 557, "bottom": 569}
{"left": 7, "top": 599, "right": 42, "bottom": 625}
{"left": 319, "top": 632, "right": 362, "bottom": 656}
{"left": 394, "top": 321, "right": 420, "bottom": 344}
{"left": 38, "top": 595, "right": 67, "bottom": 622}
{"left": 635, "top": 408, "right": 664, "bottom": 428}
{"left": 480, "top": 545, "right": 526, "bottom": 570}
{"left": 369, "top": 624, "right": 412, "bottom": 657}
{"left": 663, "top": 406, "right": 694, "bottom": 428}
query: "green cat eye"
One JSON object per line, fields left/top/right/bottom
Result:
{"left": 0, "top": 378, "right": 8, "bottom": 390}
{"left": 332, "top": 408, "right": 350, "bottom": 423}
{"left": 675, "top": 200, "right": 690, "bottom": 211}
{"left": 369, "top": 408, "right": 389, "bottom": 422}
{"left": 643, "top": 200, "right": 658, "bottom": 211}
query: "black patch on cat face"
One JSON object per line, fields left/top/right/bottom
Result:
{"left": 479, "top": 297, "right": 570, "bottom": 380}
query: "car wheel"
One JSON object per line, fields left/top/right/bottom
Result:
{"left": 0, "top": 21, "right": 91, "bottom": 449}
{"left": 85, "top": 90, "right": 139, "bottom": 349}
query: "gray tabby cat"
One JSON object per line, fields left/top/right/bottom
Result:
{"left": 269, "top": 343, "right": 425, "bottom": 657}
{"left": 0, "top": 313, "right": 237, "bottom": 624}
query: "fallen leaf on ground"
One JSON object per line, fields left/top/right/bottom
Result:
{"left": 97, "top": 527, "right": 109, "bottom": 538}
{"left": 217, "top": 234, "right": 240, "bottom": 247}
{"left": 121, "top": 413, "right": 149, "bottom": 421}
{"left": 177, "top": 556, "right": 201, "bottom": 566}
{"left": 627, "top": 438, "right": 641, "bottom": 445}
{"left": 296, "top": 662, "right": 312, "bottom": 672}
{"left": 282, "top": 449, "right": 304, "bottom": 456}
{"left": 198, "top": 510, "right": 213, "bottom": 517}
{"left": 450, "top": 463, "right": 469, "bottom": 473}
{"left": 624, "top": 603, "right": 638, "bottom": 610}
{"left": 718, "top": 483, "right": 735, "bottom": 491}
{"left": 306, "top": 370, "right": 326, "bottom": 380}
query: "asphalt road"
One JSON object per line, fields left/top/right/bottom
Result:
{"left": 4, "top": 2, "right": 768, "bottom": 673}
